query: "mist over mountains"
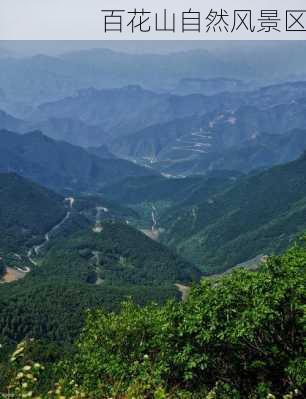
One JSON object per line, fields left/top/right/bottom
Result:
{"left": 1, "top": 43, "right": 306, "bottom": 298}
{"left": 1, "top": 43, "right": 306, "bottom": 112}
{"left": 1, "top": 72, "right": 306, "bottom": 178}
{"left": 0, "top": 43, "right": 306, "bottom": 397}
{"left": 0, "top": 129, "right": 156, "bottom": 192}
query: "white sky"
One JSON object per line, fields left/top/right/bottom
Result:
{"left": 1, "top": 0, "right": 306, "bottom": 42}
{"left": 0, "top": 40, "right": 293, "bottom": 57}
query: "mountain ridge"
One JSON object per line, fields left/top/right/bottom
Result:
{"left": 160, "top": 151, "right": 306, "bottom": 273}
{"left": 0, "top": 129, "right": 157, "bottom": 192}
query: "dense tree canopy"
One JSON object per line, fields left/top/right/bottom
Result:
{"left": 1, "top": 238, "right": 305, "bottom": 398}
{"left": 0, "top": 173, "right": 66, "bottom": 256}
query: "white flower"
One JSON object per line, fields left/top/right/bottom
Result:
{"left": 16, "top": 372, "right": 24, "bottom": 379}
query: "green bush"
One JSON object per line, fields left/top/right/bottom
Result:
{"left": 2, "top": 239, "right": 305, "bottom": 398}
{"left": 58, "top": 240, "right": 306, "bottom": 398}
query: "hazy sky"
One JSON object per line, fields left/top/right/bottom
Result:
{"left": 0, "top": 40, "right": 288, "bottom": 57}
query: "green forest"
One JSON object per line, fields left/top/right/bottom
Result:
{"left": 1, "top": 157, "right": 306, "bottom": 398}
{"left": 0, "top": 238, "right": 305, "bottom": 398}
{"left": 0, "top": 221, "right": 199, "bottom": 344}
{"left": 2, "top": 46, "right": 306, "bottom": 399}
{"left": 0, "top": 173, "right": 66, "bottom": 269}
{"left": 160, "top": 152, "right": 306, "bottom": 273}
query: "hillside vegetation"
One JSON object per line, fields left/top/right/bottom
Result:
{"left": 0, "top": 222, "right": 199, "bottom": 344}
{"left": 38, "top": 223, "right": 200, "bottom": 286}
{"left": 0, "top": 129, "right": 156, "bottom": 193}
{"left": 0, "top": 173, "right": 66, "bottom": 271}
{"left": 1, "top": 238, "right": 305, "bottom": 398}
{"left": 161, "top": 152, "right": 306, "bottom": 273}
{"left": 101, "top": 174, "right": 236, "bottom": 205}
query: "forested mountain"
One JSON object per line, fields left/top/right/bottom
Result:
{"left": 29, "top": 117, "right": 110, "bottom": 148}
{"left": 204, "top": 128, "right": 306, "bottom": 173}
{"left": 73, "top": 194, "right": 138, "bottom": 221}
{"left": 110, "top": 94, "right": 306, "bottom": 176}
{"left": 3, "top": 79, "right": 306, "bottom": 178}
{"left": 101, "top": 173, "right": 237, "bottom": 205}
{"left": 33, "top": 81, "right": 306, "bottom": 150}
{"left": 0, "top": 43, "right": 305, "bottom": 399}
{"left": 0, "top": 109, "right": 113, "bottom": 150}
{"left": 37, "top": 222, "right": 200, "bottom": 286}
{"left": 0, "top": 221, "right": 200, "bottom": 344}
{"left": 0, "top": 129, "right": 156, "bottom": 192}
{"left": 0, "top": 170, "right": 199, "bottom": 344}
{"left": 30, "top": 86, "right": 242, "bottom": 140}
{"left": 1, "top": 239, "right": 305, "bottom": 398}
{"left": 160, "top": 152, "right": 306, "bottom": 273}
{"left": 53, "top": 242, "right": 306, "bottom": 398}
{"left": 0, "top": 173, "right": 66, "bottom": 264}
{"left": 3, "top": 83, "right": 306, "bottom": 178}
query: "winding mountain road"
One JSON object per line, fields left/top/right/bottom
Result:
{"left": 27, "top": 197, "right": 75, "bottom": 264}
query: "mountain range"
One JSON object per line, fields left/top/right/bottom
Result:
{"left": 0, "top": 171, "right": 200, "bottom": 343}
{"left": 2, "top": 79, "right": 306, "bottom": 178}
{"left": 1, "top": 44, "right": 306, "bottom": 112}
{"left": 0, "top": 129, "right": 156, "bottom": 192}
{"left": 1, "top": 148, "right": 306, "bottom": 342}
{"left": 110, "top": 91, "right": 306, "bottom": 175}
{"left": 0, "top": 44, "right": 306, "bottom": 398}
{"left": 30, "top": 86, "right": 242, "bottom": 139}
{"left": 97, "top": 148, "right": 306, "bottom": 274}
{"left": 159, "top": 152, "right": 306, "bottom": 273}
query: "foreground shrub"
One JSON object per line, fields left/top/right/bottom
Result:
{"left": 2, "top": 240, "right": 306, "bottom": 398}
{"left": 60, "top": 241, "right": 306, "bottom": 398}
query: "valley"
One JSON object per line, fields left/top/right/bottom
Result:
{"left": 0, "top": 44, "right": 305, "bottom": 398}
{"left": 1, "top": 59, "right": 306, "bottom": 292}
